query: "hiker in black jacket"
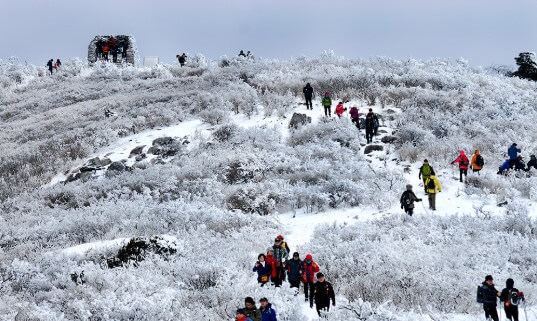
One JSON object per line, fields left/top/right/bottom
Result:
{"left": 310, "top": 272, "right": 335, "bottom": 317}
{"left": 303, "top": 83, "right": 314, "bottom": 110}
{"left": 500, "top": 278, "right": 525, "bottom": 321}
{"left": 400, "top": 184, "right": 422, "bottom": 216}
{"left": 477, "top": 275, "right": 501, "bottom": 321}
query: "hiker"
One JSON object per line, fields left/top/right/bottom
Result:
{"left": 400, "top": 184, "right": 422, "bottom": 216}
{"left": 177, "top": 53, "right": 187, "bottom": 67}
{"left": 46, "top": 59, "right": 54, "bottom": 75}
{"left": 322, "top": 92, "right": 332, "bottom": 117}
{"left": 246, "top": 51, "right": 254, "bottom": 59}
{"left": 253, "top": 254, "right": 272, "bottom": 286}
{"left": 265, "top": 249, "right": 279, "bottom": 286}
{"left": 471, "top": 149, "right": 484, "bottom": 175}
{"left": 271, "top": 236, "right": 288, "bottom": 285}
{"left": 286, "top": 252, "right": 302, "bottom": 291}
{"left": 259, "top": 298, "right": 277, "bottom": 321}
{"left": 367, "top": 109, "right": 379, "bottom": 135}
{"left": 526, "top": 155, "right": 537, "bottom": 171}
{"left": 424, "top": 174, "right": 441, "bottom": 211}
{"left": 102, "top": 44, "right": 110, "bottom": 61}
{"left": 508, "top": 143, "right": 521, "bottom": 167}
{"left": 364, "top": 112, "right": 375, "bottom": 144}
{"left": 498, "top": 159, "right": 512, "bottom": 175}
{"left": 276, "top": 235, "right": 290, "bottom": 281}
{"left": 244, "top": 297, "right": 262, "bottom": 321}
{"left": 303, "top": 83, "right": 314, "bottom": 110}
{"left": 349, "top": 107, "right": 360, "bottom": 129}
{"left": 239, "top": 50, "right": 246, "bottom": 57}
{"left": 55, "top": 59, "right": 62, "bottom": 70}
{"left": 112, "top": 47, "right": 119, "bottom": 63}
{"left": 418, "top": 159, "right": 435, "bottom": 192}
{"left": 477, "top": 275, "right": 501, "bottom": 321}
{"left": 514, "top": 155, "right": 526, "bottom": 171}
{"left": 452, "top": 149, "right": 470, "bottom": 182}
{"left": 122, "top": 41, "right": 129, "bottom": 60}
{"left": 301, "top": 254, "right": 320, "bottom": 302}
{"left": 309, "top": 272, "right": 335, "bottom": 317}
{"left": 96, "top": 40, "right": 104, "bottom": 59}
{"left": 500, "top": 278, "right": 525, "bottom": 321}
{"left": 236, "top": 308, "right": 253, "bottom": 321}
{"left": 335, "top": 102, "right": 346, "bottom": 118}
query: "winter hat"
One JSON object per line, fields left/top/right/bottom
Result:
{"left": 406, "top": 184, "right": 413, "bottom": 191}
{"left": 259, "top": 297, "right": 268, "bottom": 302}
{"left": 485, "top": 275, "right": 493, "bottom": 281}
{"left": 245, "top": 297, "right": 255, "bottom": 305}
{"left": 531, "top": 155, "right": 536, "bottom": 159}
{"left": 513, "top": 143, "right": 517, "bottom": 146}
{"left": 459, "top": 149, "right": 465, "bottom": 155}
{"left": 276, "top": 234, "right": 284, "bottom": 240}
{"left": 236, "top": 308, "right": 246, "bottom": 315}
{"left": 293, "top": 252, "right": 299, "bottom": 257}
{"left": 305, "top": 254, "right": 313, "bottom": 261}
{"left": 325, "top": 92, "right": 330, "bottom": 97}
{"left": 317, "top": 272, "right": 324, "bottom": 278}
{"left": 266, "top": 248, "right": 274, "bottom": 254}
{"left": 506, "top": 278, "right": 514, "bottom": 288}
{"left": 306, "top": 83, "right": 310, "bottom": 86}
{"left": 424, "top": 159, "right": 429, "bottom": 163}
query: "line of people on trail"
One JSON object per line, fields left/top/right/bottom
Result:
{"left": 46, "top": 58, "right": 62, "bottom": 75}
{"left": 309, "top": 87, "right": 379, "bottom": 144}
{"left": 477, "top": 275, "right": 526, "bottom": 321}
{"left": 252, "top": 235, "right": 336, "bottom": 317}
{"left": 402, "top": 143, "right": 537, "bottom": 215}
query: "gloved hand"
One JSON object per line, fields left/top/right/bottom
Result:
{"left": 332, "top": 302, "right": 336, "bottom": 307}
{"left": 418, "top": 198, "right": 422, "bottom": 201}
{"left": 401, "top": 205, "right": 404, "bottom": 209}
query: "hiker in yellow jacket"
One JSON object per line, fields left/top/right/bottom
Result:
{"left": 424, "top": 175, "right": 442, "bottom": 211}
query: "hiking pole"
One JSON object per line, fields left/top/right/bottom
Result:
{"left": 421, "top": 200, "right": 429, "bottom": 215}
{"left": 523, "top": 300, "right": 528, "bottom": 321}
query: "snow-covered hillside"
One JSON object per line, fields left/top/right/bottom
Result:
{"left": 1, "top": 54, "right": 537, "bottom": 320}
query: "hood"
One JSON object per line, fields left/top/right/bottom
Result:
{"left": 306, "top": 83, "right": 311, "bottom": 87}
{"left": 506, "top": 278, "right": 514, "bottom": 288}
{"left": 475, "top": 149, "right": 480, "bottom": 155}
{"left": 324, "top": 92, "right": 330, "bottom": 97}
{"left": 459, "top": 149, "right": 466, "bottom": 156}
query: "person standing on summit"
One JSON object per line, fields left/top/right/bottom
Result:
{"left": 303, "top": 83, "right": 314, "bottom": 110}
{"left": 508, "top": 143, "right": 521, "bottom": 167}
{"left": 322, "top": 92, "right": 332, "bottom": 117}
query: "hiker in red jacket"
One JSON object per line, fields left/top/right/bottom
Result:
{"left": 452, "top": 149, "right": 470, "bottom": 182}
{"left": 349, "top": 107, "right": 360, "bottom": 129}
{"left": 301, "top": 254, "right": 320, "bottom": 302}
{"left": 335, "top": 102, "right": 346, "bottom": 118}
{"left": 265, "top": 249, "right": 280, "bottom": 287}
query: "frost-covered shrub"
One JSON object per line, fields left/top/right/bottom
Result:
{"left": 305, "top": 214, "right": 537, "bottom": 315}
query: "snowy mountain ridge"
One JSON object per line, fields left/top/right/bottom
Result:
{"left": 1, "top": 55, "right": 537, "bottom": 320}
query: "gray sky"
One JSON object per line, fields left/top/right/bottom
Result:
{"left": 1, "top": 0, "right": 535, "bottom": 66}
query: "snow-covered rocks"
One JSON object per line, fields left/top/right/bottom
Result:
{"left": 289, "top": 112, "right": 312, "bottom": 129}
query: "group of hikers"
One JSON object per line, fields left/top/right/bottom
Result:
{"left": 46, "top": 58, "right": 62, "bottom": 75}
{"left": 303, "top": 84, "right": 380, "bottom": 144}
{"left": 401, "top": 144, "right": 537, "bottom": 215}
{"left": 251, "top": 235, "right": 336, "bottom": 317}
{"left": 498, "top": 143, "right": 537, "bottom": 175}
{"left": 235, "top": 297, "right": 277, "bottom": 321}
{"left": 94, "top": 36, "right": 130, "bottom": 63}
{"left": 176, "top": 53, "right": 187, "bottom": 67}
{"left": 239, "top": 50, "right": 254, "bottom": 59}
{"left": 477, "top": 275, "right": 526, "bottom": 321}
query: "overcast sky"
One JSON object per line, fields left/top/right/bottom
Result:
{"left": 1, "top": 0, "right": 535, "bottom": 66}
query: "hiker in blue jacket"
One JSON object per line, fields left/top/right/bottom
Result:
{"left": 508, "top": 143, "right": 521, "bottom": 167}
{"left": 259, "top": 298, "right": 277, "bottom": 321}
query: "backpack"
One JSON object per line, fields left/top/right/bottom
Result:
{"left": 427, "top": 177, "right": 435, "bottom": 190}
{"left": 422, "top": 165, "right": 431, "bottom": 176}
{"left": 460, "top": 157, "right": 469, "bottom": 166}
{"left": 477, "top": 285, "right": 485, "bottom": 303}
{"left": 507, "top": 290, "right": 522, "bottom": 306}
{"left": 401, "top": 192, "right": 411, "bottom": 206}
{"left": 476, "top": 155, "right": 484, "bottom": 167}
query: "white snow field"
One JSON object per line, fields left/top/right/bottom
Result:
{"left": 1, "top": 55, "right": 537, "bottom": 320}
